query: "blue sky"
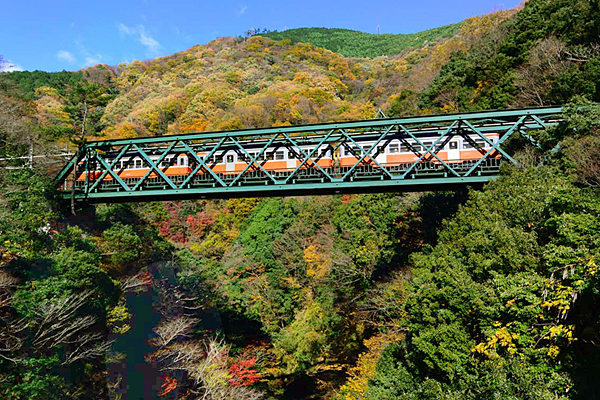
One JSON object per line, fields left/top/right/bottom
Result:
{"left": 0, "top": 0, "right": 520, "bottom": 72}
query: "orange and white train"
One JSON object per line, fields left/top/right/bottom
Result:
{"left": 75, "top": 133, "right": 500, "bottom": 187}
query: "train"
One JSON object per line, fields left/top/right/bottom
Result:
{"left": 73, "top": 132, "right": 501, "bottom": 188}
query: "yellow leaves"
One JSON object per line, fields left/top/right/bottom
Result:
{"left": 34, "top": 86, "right": 60, "bottom": 97}
{"left": 107, "top": 301, "right": 132, "bottom": 335}
{"left": 472, "top": 324, "right": 519, "bottom": 359}
{"left": 586, "top": 257, "right": 598, "bottom": 276}
{"left": 245, "top": 36, "right": 266, "bottom": 52}
{"left": 393, "top": 60, "right": 409, "bottom": 74}
{"left": 474, "top": 80, "right": 488, "bottom": 95}
{"left": 337, "top": 332, "right": 404, "bottom": 400}
{"left": 282, "top": 276, "right": 301, "bottom": 289}
{"left": 548, "top": 324, "right": 576, "bottom": 342}
{"left": 547, "top": 345, "right": 560, "bottom": 358}
{"left": 442, "top": 103, "right": 458, "bottom": 113}
{"left": 304, "top": 244, "right": 331, "bottom": 282}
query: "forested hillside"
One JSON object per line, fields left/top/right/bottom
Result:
{"left": 259, "top": 25, "right": 461, "bottom": 58}
{"left": 0, "top": 0, "right": 599, "bottom": 399}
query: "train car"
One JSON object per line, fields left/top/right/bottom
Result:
{"left": 73, "top": 132, "right": 501, "bottom": 188}
{"left": 339, "top": 133, "right": 500, "bottom": 168}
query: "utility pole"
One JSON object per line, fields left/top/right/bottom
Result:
{"left": 28, "top": 143, "right": 33, "bottom": 169}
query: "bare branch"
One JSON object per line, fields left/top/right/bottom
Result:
{"left": 120, "top": 271, "right": 152, "bottom": 294}
{"left": 152, "top": 316, "right": 199, "bottom": 348}
{"left": 62, "top": 339, "right": 114, "bottom": 365}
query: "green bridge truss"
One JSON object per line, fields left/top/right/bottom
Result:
{"left": 56, "top": 107, "right": 563, "bottom": 204}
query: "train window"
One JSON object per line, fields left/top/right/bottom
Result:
{"left": 389, "top": 143, "right": 399, "bottom": 154}
{"left": 275, "top": 151, "right": 285, "bottom": 160}
{"left": 227, "top": 154, "right": 234, "bottom": 163}
{"left": 135, "top": 159, "right": 142, "bottom": 168}
{"left": 422, "top": 142, "right": 432, "bottom": 152}
{"left": 288, "top": 150, "right": 297, "bottom": 159}
{"left": 449, "top": 141, "right": 458, "bottom": 150}
{"left": 377, "top": 146, "right": 385, "bottom": 155}
{"left": 266, "top": 152, "right": 275, "bottom": 161}
{"left": 463, "top": 139, "right": 485, "bottom": 149}
{"left": 320, "top": 148, "right": 329, "bottom": 158}
{"left": 179, "top": 157, "right": 188, "bottom": 166}
{"left": 400, "top": 142, "right": 412, "bottom": 153}
{"left": 470, "top": 139, "right": 485, "bottom": 149}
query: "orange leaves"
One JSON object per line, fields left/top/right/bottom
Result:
{"left": 179, "top": 117, "right": 208, "bottom": 133}
{"left": 103, "top": 122, "right": 141, "bottom": 140}
{"left": 157, "top": 375, "right": 177, "bottom": 396}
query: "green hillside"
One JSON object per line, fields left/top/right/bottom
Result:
{"left": 260, "top": 25, "right": 461, "bottom": 58}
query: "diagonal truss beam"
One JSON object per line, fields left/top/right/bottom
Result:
{"left": 282, "top": 131, "right": 335, "bottom": 183}
{"left": 463, "top": 117, "right": 525, "bottom": 176}
{"left": 399, "top": 123, "right": 461, "bottom": 177}
{"left": 89, "top": 148, "right": 132, "bottom": 192}
{"left": 132, "top": 144, "right": 178, "bottom": 190}
{"left": 400, "top": 122, "right": 458, "bottom": 179}
{"left": 341, "top": 126, "right": 394, "bottom": 180}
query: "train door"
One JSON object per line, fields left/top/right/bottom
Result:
{"left": 287, "top": 149, "right": 296, "bottom": 170}
{"left": 375, "top": 145, "right": 386, "bottom": 165}
{"left": 225, "top": 152, "right": 235, "bottom": 173}
{"left": 447, "top": 140, "right": 460, "bottom": 161}
{"left": 178, "top": 155, "right": 188, "bottom": 167}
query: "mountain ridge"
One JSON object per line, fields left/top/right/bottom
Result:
{"left": 258, "top": 24, "right": 462, "bottom": 58}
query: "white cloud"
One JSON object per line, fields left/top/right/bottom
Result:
{"left": 237, "top": 5, "right": 248, "bottom": 16}
{"left": 0, "top": 59, "right": 24, "bottom": 72}
{"left": 139, "top": 32, "right": 160, "bottom": 53}
{"left": 57, "top": 50, "right": 77, "bottom": 64}
{"left": 117, "top": 23, "right": 161, "bottom": 53}
{"left": 118, "top": 23, "right": 133, "bottom": 35}
{"left": 84, "top": 55, "right": 103, "bottom": 66}
{"left": 72, "top": 41, "right": 104, "bottom": 67}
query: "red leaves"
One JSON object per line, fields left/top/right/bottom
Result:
{"left": 157, "top": 375, "right": 177, "bottom": 396}
{"left": 186, "top": 211, "right": 214, "bottom": 237}
{"left": 341, "top": 194, "right": 353, "bottom": 204}
{"left": 157, "top": 203, "right": 216, "bottom": 244}
{"left": 139, "top": 271, "right": 153, "bottom": 286}
{"left": 228, "top": 357, "right": 260, "bottom": 386}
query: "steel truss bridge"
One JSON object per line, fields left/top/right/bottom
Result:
{"left": 56, "top": 107, "right": 563, "bottom": 204}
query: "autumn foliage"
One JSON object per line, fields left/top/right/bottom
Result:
{"left": 157, "top": 375, "right": 177, "bottom": 396}
{"left": 228, "top": 358, "right": 260, "bottom": 387}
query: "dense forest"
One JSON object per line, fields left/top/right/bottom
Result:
{"left": 0, "top": 0, "right": 599, "bottom": 399}
{"left": 259, "top": 25, "right": 461, "bottom": 58}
